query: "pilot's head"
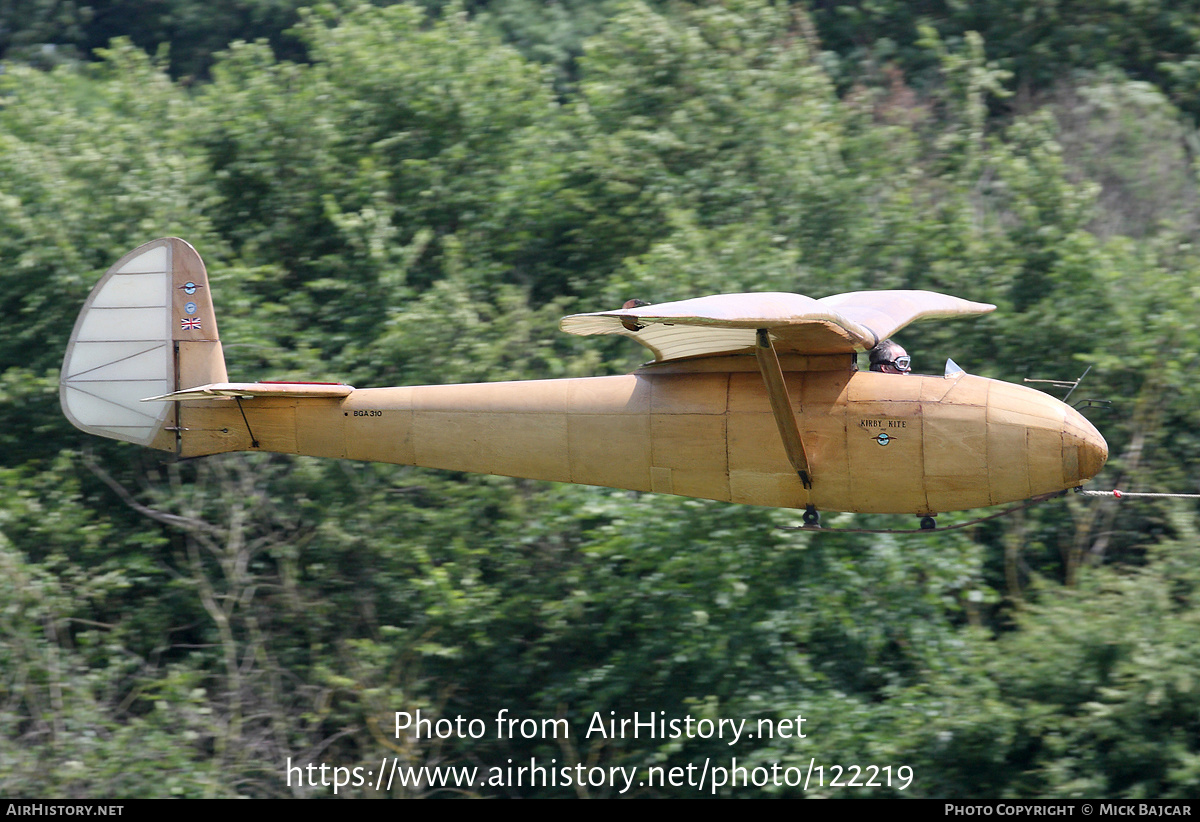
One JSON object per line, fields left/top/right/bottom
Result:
{"left": 869, "top": 339, "right": 911, "bottom": 374}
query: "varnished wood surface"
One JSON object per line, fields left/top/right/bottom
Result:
{"left": 177, "top": 364, "right": 1107, "bottom": 516}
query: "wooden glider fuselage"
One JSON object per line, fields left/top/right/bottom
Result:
{"left": 61, "top": 239, "right": 1107, "bottom": 516}
{"left": 173, "top": 356, "right": 1105, "bottom": 516}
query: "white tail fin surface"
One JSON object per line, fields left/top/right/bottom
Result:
{"left": 61, "top": 238, "right": 228, "bottom": 452}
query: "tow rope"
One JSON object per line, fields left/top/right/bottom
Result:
{"left": 1074, "top": 488, "right": 1200, "bottom": 500}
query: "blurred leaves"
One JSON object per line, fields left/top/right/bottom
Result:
{"left": 3, "top": 0, "right": 1200, "bottom": 798}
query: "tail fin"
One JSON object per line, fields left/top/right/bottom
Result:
{"left": 61, "top": 238, "right": 227, "bottom": 453}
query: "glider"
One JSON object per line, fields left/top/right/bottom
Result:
{"left": 61, "top": 238, "right": 1107, "bottom": 524}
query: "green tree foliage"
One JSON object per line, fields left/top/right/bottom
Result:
{"left": 0, "top": 0, "right": 310, "bottom": 78}
{"left": 810, "top": 0, "right": 1200, "bottom": 118}
{"left": 3, "top": 0, "right": 1200, "bottom": 798}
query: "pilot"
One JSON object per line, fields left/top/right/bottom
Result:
{"left": 868, "top": 339, "right": 911, "bottom": 374}
{"left": 620, "top": 298, "right": 650, "bottom": 332}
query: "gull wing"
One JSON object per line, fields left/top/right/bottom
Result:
{"left": 560, "top": 290, "right": 994, "bottom": 362}
{"left": 815, "top": 290, "right": 995, "bottom": 342}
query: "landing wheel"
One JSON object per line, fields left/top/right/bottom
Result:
{"left": 803, "top": 505, "right": 820, "bottom": 527}
{"left": 919, "top": 516, "right": 937, "bottom": 531}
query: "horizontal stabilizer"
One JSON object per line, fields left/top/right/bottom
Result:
{"left": 143, "top": 382, "right": 355, "bottom": 402}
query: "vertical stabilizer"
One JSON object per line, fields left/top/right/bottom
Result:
{"left": 61, "top": 238, "right": 227, "bottom": 452}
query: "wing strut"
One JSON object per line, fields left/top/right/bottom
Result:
{"left": 754, "top": 329, "right": 812, "bottom": 489}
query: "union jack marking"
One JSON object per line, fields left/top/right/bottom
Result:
{"left": 181, "top": 317, "right": 202, "bottom": 330}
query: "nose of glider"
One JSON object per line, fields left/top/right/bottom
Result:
{"left": 1063, "top": 406, "right": 1108, "bottom": 486}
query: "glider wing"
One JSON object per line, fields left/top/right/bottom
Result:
{"left": 559, "top": 290, "right": 994, "bottom": 362}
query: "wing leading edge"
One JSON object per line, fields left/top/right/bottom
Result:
{"left": 559, "top": 290, "right": 995, "bottom": 362}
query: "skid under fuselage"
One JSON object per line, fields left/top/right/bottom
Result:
{"left": 176, "top": 354, "right": 1106, "bottom": 516}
